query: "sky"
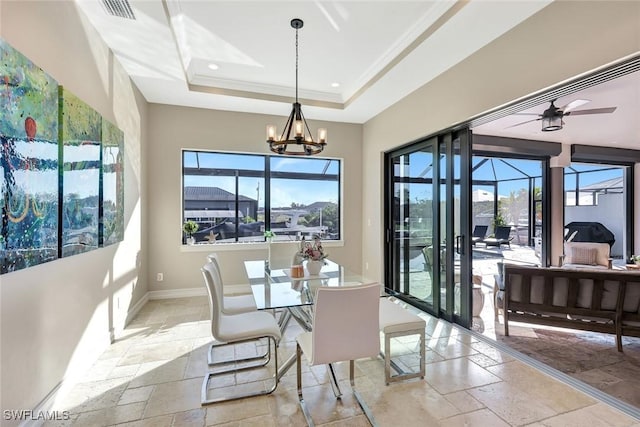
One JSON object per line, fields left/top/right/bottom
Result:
{"left": 396, "top": 154, "right": 624, "bottom": 203}
{"left": 182, "top": 151, "right": 340, "bottom": 208}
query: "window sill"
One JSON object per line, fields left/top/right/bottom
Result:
{"left": 179, "top": 240, "right": 345, "bottom": 252}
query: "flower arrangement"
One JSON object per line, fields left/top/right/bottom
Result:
{"left": 299, "top": 235, "right": 328, "bottom": 263}
{"left": 264, "top": 230, "right": 276, "bottom": 240}
{"left": 631, "top": 254, "right": 640, "bottom": 264}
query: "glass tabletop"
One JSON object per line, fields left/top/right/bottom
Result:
{"left": 244, "top": 259, "right": 379, "bottom": 310}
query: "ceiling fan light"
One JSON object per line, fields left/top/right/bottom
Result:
{"left": 542, "top": 115, "right": 562, "bottom": 132}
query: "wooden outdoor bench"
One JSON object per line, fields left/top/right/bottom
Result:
{"left": 503, "top": 265, "right": 640, "bottom": 351}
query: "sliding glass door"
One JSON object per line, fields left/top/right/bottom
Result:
{"left": 385, "top": 129, "right": 472, "bottom": 326}
{"left": 388, "top": 141, "right": 435, "bottom": 303}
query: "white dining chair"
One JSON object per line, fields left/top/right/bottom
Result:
{"left": 200, "top": 262, "right": 281, "bottom": 404}
{"left": 202, "top": 259, "right": 260, "bottom": 365}
{"left": 206, "top": 254, "right": 257, "bottom": 314}
{"left": 296, "top": 282, "right": 381, "bottom": 426}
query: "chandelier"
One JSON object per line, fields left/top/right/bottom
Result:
{"left": 266, "top": 18, "right": 327, "bottom": 156}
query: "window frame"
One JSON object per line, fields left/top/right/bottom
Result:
{"left": 181, "top": 149, "right": 343, "bottom": 245}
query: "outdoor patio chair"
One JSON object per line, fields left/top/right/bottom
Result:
{"left": 559, "top": 241, "right": 612, "bottom": 269}
{"left": 422, "top": 245, "right": 461, "bottom": 287}
{"left": 471, "top": 225, "right": 488, "bottom": 246}
{"left": 483, "top": 226, "right": 513, "bottom": 248}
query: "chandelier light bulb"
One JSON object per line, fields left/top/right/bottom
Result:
{"left": 266, "top": 125, "right": 277, "bottom": 142}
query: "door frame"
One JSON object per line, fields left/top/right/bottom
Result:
{"left": 384, "top": 127, "right": 472, "bottom": 328}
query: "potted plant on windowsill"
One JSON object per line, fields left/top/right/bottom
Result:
{"left": 264, "top": 230, "right": 276, "bottom": 269}
{"left": 183, "top": 220, "right": 199, "bottom": 245}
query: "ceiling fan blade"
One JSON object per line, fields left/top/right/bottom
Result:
{"left": 560, "top": 99, "right": 590, "bottom": 113}
{"left": 505, "top": 117, "right": 540, "bottom": 129}
{"left": 566, "top": 107, "right": 617, "bottom": 116}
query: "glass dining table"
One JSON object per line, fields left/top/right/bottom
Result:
{"left": 243, "top": 259, "right": 383, "bottom": 395}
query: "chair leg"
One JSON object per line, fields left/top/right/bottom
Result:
{"left": 350, "top": 360, "right": 378, "bottom": 426}
{"left": 383, "top": 329, "right": 425, "bottom": 385}
{"left": 327, "top": 363, "right": 343, "bottom": 398}
{"left": 493, "top": 283, "right": 499, "bottom": 321}
{"left": 201, "top": 336, "right": 279, "bottom": 405}
{"left": 207, "top": 339, "right": 271, "bottom": 371}
{"left": 297, "top": 343, "right": 314, "bottom": 426}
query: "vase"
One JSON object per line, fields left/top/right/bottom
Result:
{"left": 306, "top": 260, "right": 323, "bottom": 276}
{"left": 186, "top": 236, "right": 195, "bottom": 245}
{"left": 266, "top": 239, "right": 272, "bottom": 269}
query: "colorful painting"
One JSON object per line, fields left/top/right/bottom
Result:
{"left": 59, "top": 87, "right": 101, "bottom": 257}
{"left": 101, "top": 119, "right": 124, "bottom": 246}
{"left": 0, "top": 38, "right": 59, "bottom": 274}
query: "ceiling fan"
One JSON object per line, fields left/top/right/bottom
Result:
{"left": 506, "top": 99, "right": 617, "bottom": 132}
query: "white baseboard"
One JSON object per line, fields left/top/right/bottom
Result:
{"left": 147, "top": 285, "right": 250, "bottom": 300}
{"left": 124, "top": 292, "right": 149, "bottom": 326}
{"left": 147, "top": 287, "right": 207, "bottom": 300}
{"left": 19, "top": 382, "right": 62, "bottom": 427}
{"left": 18, "top": 328, "right": 111, "bottom": 427}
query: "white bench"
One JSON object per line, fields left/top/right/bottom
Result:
{"left": 379, "top": 298, "right": 426, "bottom": 385}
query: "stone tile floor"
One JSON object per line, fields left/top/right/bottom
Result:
{"left": 470, "top": 260, "right": 640, "bottom": 410}
{"left": 48, "top": 296, "right": 640, "bottom": 426}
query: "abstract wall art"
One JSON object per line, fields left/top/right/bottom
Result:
{"left": 1, "top": 38, "right": 125, "bottom": 274}
{"left": 101, "top": 119, "right": 124, "bottom": 246}
{"left": 1, "top": 39, "right": 59, "bottom": 274}
{"left": 59, "top": 87, "right": 101, "bottom": 257}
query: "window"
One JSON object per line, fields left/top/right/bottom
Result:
{"left": 564, "top": 162, "right": 627, "bottom": 261}
{"left": 564, "top": 164, "right": 623, "bottom": 207}
{"left": 182, "top": 151, "right": 341, "bottom": 243}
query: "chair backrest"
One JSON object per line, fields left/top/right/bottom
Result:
{"left": 310, "top": 283, "right": 380, "bottom": 366}
{"left": 201, "top": 261, "right": 224, "bottom": 338}
{"left": 422, "top": 246, "right": 433, "bottom": 268}
{"left": 207, "top": 253, "right": 220, "bottom": 269}
{"left": 473, "top": 225, "right": 488, "bottom": 238}
{"left": 204, "top": 256, "right": 224, "bottom": 289}
{"left": 495, "top": 226, "right": 511, "bottom": 240}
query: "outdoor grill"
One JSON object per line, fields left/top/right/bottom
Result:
{"left": 564, "top": 221, "right": 615, "bottom": 247}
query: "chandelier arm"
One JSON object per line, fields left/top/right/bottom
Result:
{"left": 298, "top": 108, "right": 316, "bottom": 143}
{"left": 280, "top": 107, "right": 296, "bottom": 142}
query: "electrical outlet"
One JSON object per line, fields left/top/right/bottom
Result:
{"left": 157, "top": 273, "right": 164, "bottom": 282}
{"left": 365, "top": 262, "right": 369, "bottom": 270}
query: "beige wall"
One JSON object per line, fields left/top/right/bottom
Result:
{"left": 147, "top": 104, "right": 363, "bottom": 290}
{"left": 636, "top": 164, "right": 640, "bottom": 255}
{"left": 1, "top": 0, "right": 639, "bottom": 418}
{"left": 362, "top": 1, "right": 640, "bottom": 282}
{"left": 0, "top": 1, "right": 148, "bottom": 418}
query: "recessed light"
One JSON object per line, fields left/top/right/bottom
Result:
{"left": 208, "top": 63, "right": 219, "bottom": 71}
{"left": 330, "top": 82, "right": 340, "bottom": 88}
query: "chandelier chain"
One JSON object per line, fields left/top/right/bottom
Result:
{"left": 295, "top": 26, "right": 299, "bottom": 103}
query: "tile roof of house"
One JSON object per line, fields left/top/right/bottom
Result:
{"left": 184, "top": 186, "right": 255, "bottom": 202}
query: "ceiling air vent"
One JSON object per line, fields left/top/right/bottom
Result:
{"left": 101, "top": 0, "right": 136, "bottom": 20}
